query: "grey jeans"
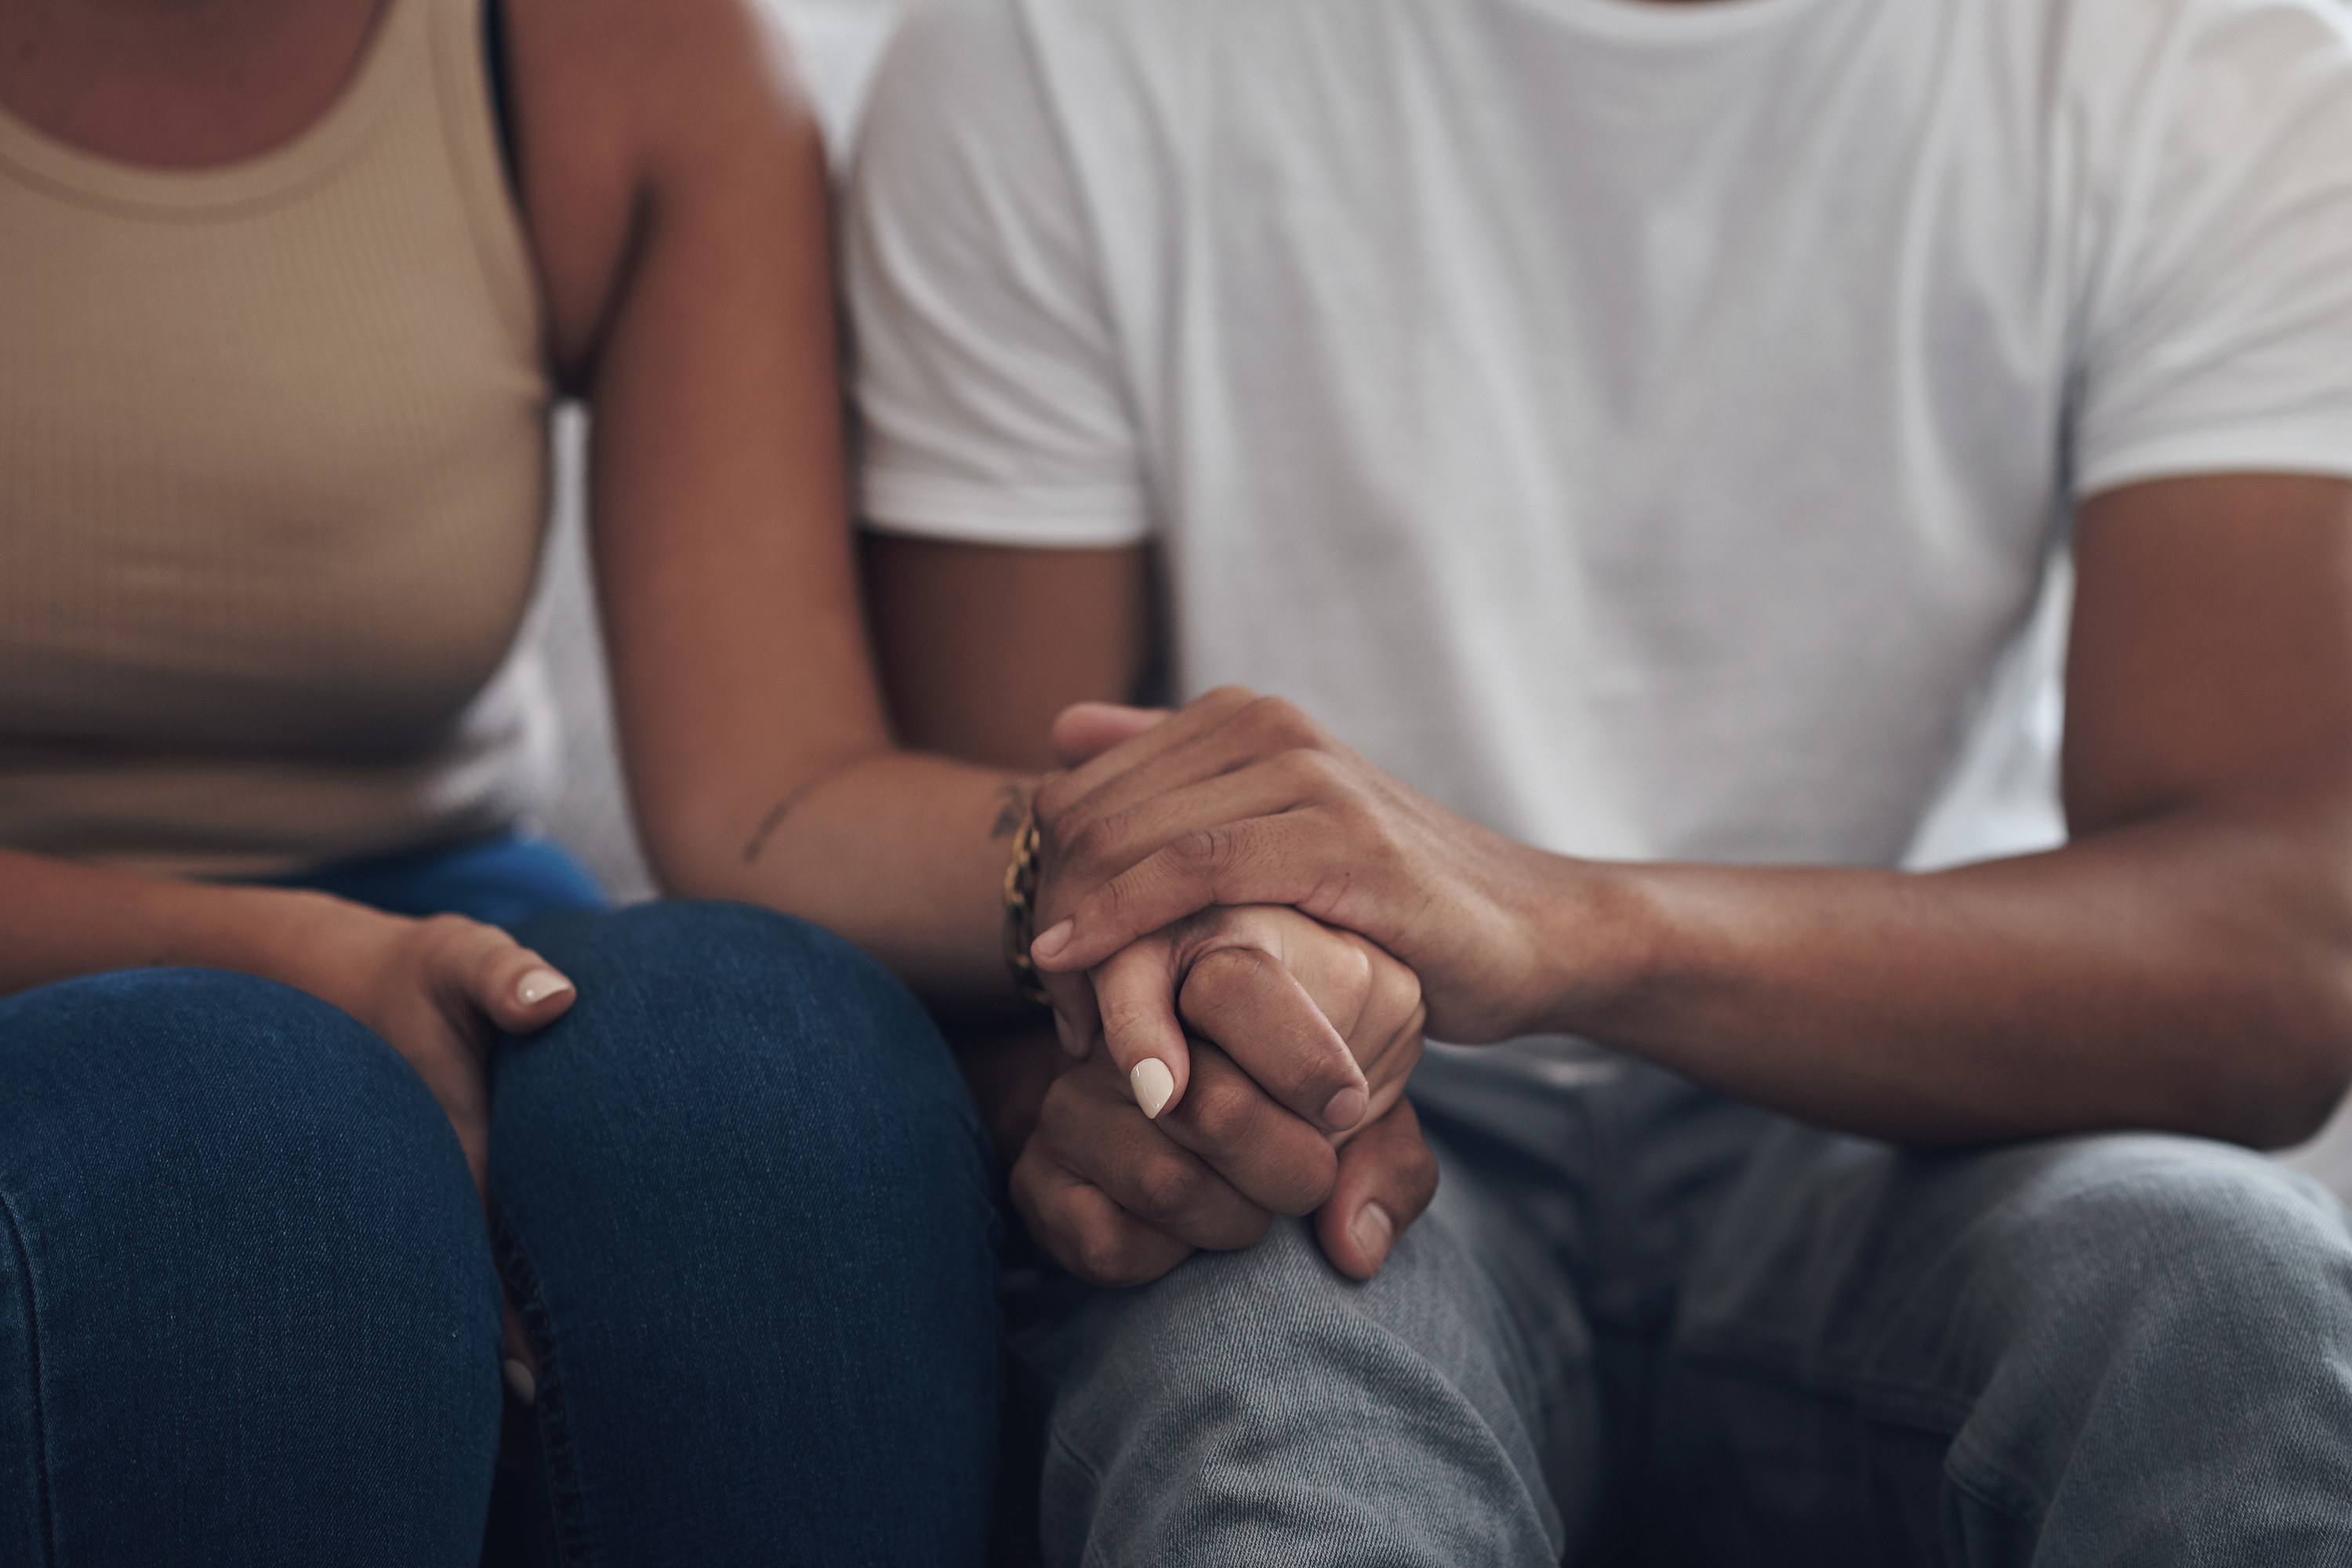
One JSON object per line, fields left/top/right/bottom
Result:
{"left": 1007, "top": 1041, "right": 2352, "bottom": 1566}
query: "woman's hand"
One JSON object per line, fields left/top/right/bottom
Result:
{"left": 1011, "top": 904, "right": 1437, "bottom": 1287}
{"left": 275, "top": 901, "right": 577, "bottom": 1385}
{"left": 1086, "top": 905, "right": 1424, "bottom": 1137}
{"left": 285, "top": 905, "right": 579, "bottom": 1199}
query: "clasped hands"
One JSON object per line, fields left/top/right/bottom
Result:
{"left": 1012, "top": 688, "right": 1559, "bottom": 1289}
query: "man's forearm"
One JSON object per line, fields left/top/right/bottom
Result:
{"left": 1541, "top": 805, "right": 2352, "bottom": 1149}
{"left": 1028, "top": 679, "right": 2352, "bottom": 1155}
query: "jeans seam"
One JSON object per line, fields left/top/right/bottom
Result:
{"left": 490, "top": 1198, "right": 594, "bottom": 1567}
{"left": 1046, "top": 1424, "right": 1122, "bottom": 1568}
{"left": 1671, "top": 1334, "right": 1979, "bottom": 1434}
{"left": 1940, "top": 1440, "right": 2046, "bottom": 1534}
{"left": 0, "top": 1187, "right": 56, "bottom": 1567}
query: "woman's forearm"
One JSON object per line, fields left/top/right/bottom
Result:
{"left": 0, "top": 845, "right": 400, "bottom": 1001}
{"left": 646, "top": 748, "right": 1036, "bottom": 1016}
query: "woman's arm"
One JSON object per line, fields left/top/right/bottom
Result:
{"left": 506, "top": 2, "right": 1438, "bottom": 1286}
{"left": 501, "top": 0, "right": 1150, "bottom": 1012}
{"left": 0, "top": 848, "right": 576, "bottom": 1196}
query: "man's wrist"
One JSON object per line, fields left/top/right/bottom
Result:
{"left": 1509, "top": 853, "right": 1671, "bottom": 1042}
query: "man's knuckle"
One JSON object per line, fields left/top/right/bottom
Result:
{"left": 1181, "top": 1073, "right": 1254, "bottom": 1145}
{"left": 1065, "top": 815, "right": 1123, "bottom": 874}
{"left": 1404, "top": 1145, "right": 1442, "bottom": 1200}
{"left": 1243, "top": 694, "right": 1310, "bottom": 739}
{"left": 1132, "top": 1156, "right": 1200, "bottom": 1224}
{"left": 1195, "top": 686, "right": 1259, "bottom": 728}
{"left": 1272, "top": 1148, "right": 1340, "bottom": 1214}
{"left": 1170, "top": 826, "right": 1233, "bottom": 875}
{"left": 1098, "top": 873, "right": 1151, "bottom": 924}
{"left": 1034, "top": 771, "right": 1075, "bottom": 820}
{"left": 1218, "top": 1210, "right": 1274, "bottom": 1251}
{"left": 1072, "top": 1228, "right": 1131, "bottom": 1285}
{"left": 1285, "top": 746, "right": 1348, "bottom": 797}
{"left": 1039, "top": 1073, "right": 1087, "bottom": 1121}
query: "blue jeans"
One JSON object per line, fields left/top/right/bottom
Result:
{"left": 0, "top": 838, "right": 998, "bottom": 1565}
{"left": 1014, "top": 1041, "right": 2352, "bottom": 1565}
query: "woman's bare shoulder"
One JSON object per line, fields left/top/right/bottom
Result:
{"left": 501, "top": 0, "right": 825, "bottom": 384}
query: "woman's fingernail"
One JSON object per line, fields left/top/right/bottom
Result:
{"left": 1350, "top": 1202, "right": 1396, "bottom": 1266}
{"left": 1323, "top": 1084, "right": 1368, "bottom": 1131}
{"left": 1033, "top": 920, "right": 1073, "bottom": 962}
{"left": 502, "top": 1357, "right": 538, "bottom": 1406}
{"left": 515, "top": 968, "right": 574, "bottom": 1007}
{"left": 1131, "top": 1058, "right": 1175, "bottom": 1119}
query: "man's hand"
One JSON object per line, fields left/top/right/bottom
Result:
{"left": 1029, "top": 690, "right": 1577, "bottom": 1054}
{"left": 1011, "top": 905, "right": 1438, "bottom": 1287}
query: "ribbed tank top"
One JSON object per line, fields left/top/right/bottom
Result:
{"left": 0, "top": 0, "right": 557, "bottom": 878}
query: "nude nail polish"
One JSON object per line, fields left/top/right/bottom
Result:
{"left": 515, "top": 968, "right": 573, "bottom": 1007}
{"left": 1131, "top": 1058, "right": 1175, "bottom": 1119}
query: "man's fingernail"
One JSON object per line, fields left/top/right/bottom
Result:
{"left": 1131, "top": 1058, "right": 1175, "bottom": 1119}
{"left": 503, "top": 1357, "right": 538, "bottom": 1406}
{"left": 1350, "top": 1202, "right": 1396, "bottom": 1265}
{"left": 515, "top": 968, "right": 574, "bottom": 1007}
{"left": 1323, "top": 1085, "right": 1368, "bottom": 1130}
{"left": 1033, "top": 920, "right": 1073, "bottom": 962}
{"left": 1054, "top": 1012, "right": 1084, "bottom": 1057}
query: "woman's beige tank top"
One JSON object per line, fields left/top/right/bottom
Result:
{"left": 0, "top": 0, "right": 557, "bottom": 877}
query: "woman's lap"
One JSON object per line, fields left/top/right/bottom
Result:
{"left": 489, "top": 901, "right": 1000, "bottom": 1566}
{"left": 1, "top": 843, "right": 997, "bottom": 1565}
{"left": 0, "top": 968, "right": 502, "bottom": 1566}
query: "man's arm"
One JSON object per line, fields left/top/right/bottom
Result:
{"left": 1034, "top": 473, "right": 2352, "bottom": 1151}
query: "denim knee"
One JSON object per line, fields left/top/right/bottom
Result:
{"left": 1944, "top": 1136, "right": 2352, "bottom": 1527}
{"left": 1963, "top": 1135, "right": 2352, "bottom": 1345}
{"left": 496, "top": 899, "right": 993, "bottom": 1227}
{"left": 1032, "top": 1212, "right": 1570, "bottom": 1568}
{"left": 0, "top": 967, "right": 500, "bottom": 1565}
{"left": 488, "top": 902, "right": 999, "bottom": 1563}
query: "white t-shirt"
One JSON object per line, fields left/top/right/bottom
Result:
{"left": 849, "top": 0, "right": 2352, "bottom": 872}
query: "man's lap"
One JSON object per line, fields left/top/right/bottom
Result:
{"left": 1655, "top": 1121, "right": 2352, "bottom": 1565}
{"left": 1014, "top": 1050, "right": 2352, "bottom": 1566}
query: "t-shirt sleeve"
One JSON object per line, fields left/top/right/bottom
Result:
{"left": 2073, "top": 1, "right": 2352, "bottom": 498}
{"left": 845, "top": 0, "right": 1149, "bottom": 548}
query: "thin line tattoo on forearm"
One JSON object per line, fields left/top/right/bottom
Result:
{"left": 741, "top": 776, "right": 829, "bottom": 866}
{"left": 744, "top": 778, "right": 1032, "bottom": 866}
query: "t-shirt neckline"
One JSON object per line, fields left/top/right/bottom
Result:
{"left": 1506, "top": 0, "right": 1833, "bottom": 45}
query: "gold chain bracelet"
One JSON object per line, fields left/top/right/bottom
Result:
{"left": 1001, "top": 804, "right": 1054, "bottom": 1007}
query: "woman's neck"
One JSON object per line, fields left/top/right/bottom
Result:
{"left": 0, "top": 0, "right": 387, "bottom": 167}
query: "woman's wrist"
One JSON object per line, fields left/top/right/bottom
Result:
{"left": 197, "top": 884, "right": 407, "bottom": 1011}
